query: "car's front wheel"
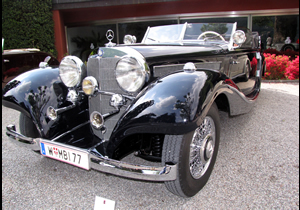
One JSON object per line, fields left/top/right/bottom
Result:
{"left": 162, "top": 102, "right": 220, "bottom": 197}
{"left": 19, "top": 113, "right": 40, "bottom": 138}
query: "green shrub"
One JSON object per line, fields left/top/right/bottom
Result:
{"left": 2, "top": 0, "right": 57, "bottom": 57}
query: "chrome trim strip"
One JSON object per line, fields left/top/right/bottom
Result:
{"left": 56, "top": 103, "right": 76, "bottom": 114}
{"left": 6, "top": 124, "right": 177, "bottom": 181}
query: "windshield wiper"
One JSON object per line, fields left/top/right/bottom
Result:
{"left": 147, "top": 37, "right": 159, "bottom": 42}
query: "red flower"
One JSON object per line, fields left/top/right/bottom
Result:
{"left": 263, "top": 53, "right": 290, "bottom": 80}
{"left": 285, "top": 56, "right": 299, "bottom": 80}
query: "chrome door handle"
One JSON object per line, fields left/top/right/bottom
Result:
{"left": 230, "top": 60, "right": 240, "bottom": 64}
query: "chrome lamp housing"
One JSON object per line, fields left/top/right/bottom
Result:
{"left": 82, "top": 76, "right": 98, "bottom": 95}
{"left": 115, "top": 55, "right": 149, "bottom": 93}
{"left": 59, "top": 56, "right": 87, "bottom": 88}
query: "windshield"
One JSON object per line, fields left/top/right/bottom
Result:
{"left": 142, "top": 23, "right": 235, "bottom": 44}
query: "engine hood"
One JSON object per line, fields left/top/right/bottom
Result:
{"left": 98, "top": 44, "right": 226, "bottom": 66}
{"left": 129, "top": 45, "right": 224, "bottom": 58}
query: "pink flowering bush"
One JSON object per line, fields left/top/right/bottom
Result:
{"left": 263, "top": 53, "right": 289, "bottom": 80}
{"left": 263, "top": 53, "right": 299, "bottom": 80}
{"left": 285, "top": 56, "right": 299, "bottom": 80}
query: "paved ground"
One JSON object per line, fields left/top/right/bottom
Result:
{"left": 2, "top": 83, "right": 299, "bottom": 209}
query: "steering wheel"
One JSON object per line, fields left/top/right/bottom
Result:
{"left": 197, "top": 31, "right": 225, "bottom": 41}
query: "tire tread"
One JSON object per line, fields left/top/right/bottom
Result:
{"left": 19, "top": 113, "right": 40, "bottom": 138}
{"left": 162, "top": 135, "right": 187, "bottom": 197}
{"left": 162, "top": 102, "right": 220, "bottom": 197}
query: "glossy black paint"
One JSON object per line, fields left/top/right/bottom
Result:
{"left": 105, "top": 69, "right": 228, "bottom": 158}
{"left": 2, "top": 67, "right": 89, "bottom": 139}
{"left": 130, "top": 45, "right": 225, "bottom": 65}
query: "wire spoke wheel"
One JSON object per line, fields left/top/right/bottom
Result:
{"left": 162, "top": 103, "right": 220, "bottom": 197}
{"left": 189, "top": 116, "right": 215, "bottom": 179}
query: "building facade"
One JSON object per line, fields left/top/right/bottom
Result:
{"left": 52, "top": 0, "right": 299, "bottom": 61}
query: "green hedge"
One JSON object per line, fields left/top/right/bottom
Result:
{"left": 2, "top": 0, "right": 57, "bottom": 57}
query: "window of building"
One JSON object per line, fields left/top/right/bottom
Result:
{"left": 252, "top": 15, "right": 299, "bottom": 51}
{"left": 65, "top": 13, "right": 299, "bottom": 62}
{"left": 179, "top": 17, "right": 248, "bottom": 29}
{"left": 66, "top": 24, "right": 116, "bottom": 62}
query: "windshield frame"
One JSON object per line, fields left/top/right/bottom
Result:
{"left": 141, "top": 22, "right": 237, "bottom": 48}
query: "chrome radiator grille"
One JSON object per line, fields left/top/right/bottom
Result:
{"left": 87, "top": 57, "right": 135, "bottom": 140}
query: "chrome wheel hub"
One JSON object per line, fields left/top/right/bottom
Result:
{"left": 189, "top": 116, "right": 215, "bottom": 179}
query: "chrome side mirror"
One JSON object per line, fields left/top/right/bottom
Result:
{"left": 232, "top": 30, "right": 246, "bottom": 49}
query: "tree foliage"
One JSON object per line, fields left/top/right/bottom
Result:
{"left": 201, "top": 23, "right": 228, "bottom": 35}
{"left": 71, "top": 30, "right": 106, "bottom": 62}
{"left": 2, "top": 0, "right": 57, "bottom": 57}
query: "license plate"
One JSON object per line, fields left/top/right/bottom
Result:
{"left": 40, "top": 141, "right": 90, "bottom": 170}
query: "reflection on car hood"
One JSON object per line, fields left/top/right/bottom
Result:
{"left": 128, "top": 45, "right": 225, "bottom": 61}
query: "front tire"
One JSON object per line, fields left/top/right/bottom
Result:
{"left": 19, "top": 113, "right": 40, "bottom": 138}
{"left": 162, "top": 102, "right": 220, "bottom": 197}
{"left": 244, "top": 61, "right": 251, "bottom": 81}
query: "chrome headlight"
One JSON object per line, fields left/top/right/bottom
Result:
{"left": 115, "top": 56, "right": 149, "bottom": 93}
{"left": 59, "top": 56, "right": 86, "bottom": 87}
{"left": 232, "top": 30, "right": 246, "bottom": 45}
{"left": 82, "top": 76, "right": 98, "bottom": 95}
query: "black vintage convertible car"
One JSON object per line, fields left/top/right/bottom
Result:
{"left": 3, "top": 22, "right": 264, "bottom": 197}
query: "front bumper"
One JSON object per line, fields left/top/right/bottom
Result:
{"left": 6, "top": 124, "right": 177, "bottom": 181}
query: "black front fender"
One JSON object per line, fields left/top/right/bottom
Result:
{"left": 107, "top": 69, "right": 225, "bottom": 156}
{"left": 2, "top": 67, "right": 71, "bottom": 138}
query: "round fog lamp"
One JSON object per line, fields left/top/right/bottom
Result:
{"left": 47, "top": 106, "right": 57, "bottom": 120}
{"left": 82, "top": 76, "right": 98, "bottom": 95}
{"left": 90, "top": 111, "right": 104, "bottom": 130}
